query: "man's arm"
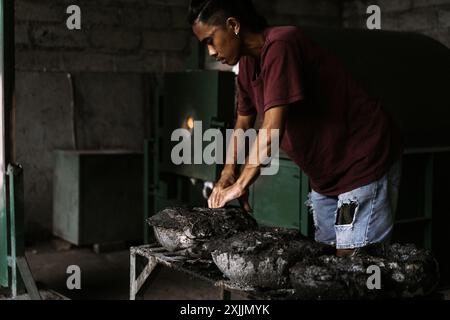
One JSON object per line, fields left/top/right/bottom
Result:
{"left": 209, "top": 106, "right": 288, "bottom": 209}
{"left": 221, "top": 113, "right": 257, "bottom": 177}
{"left": 208, "top": 113, "right": 256, "bottom": 211}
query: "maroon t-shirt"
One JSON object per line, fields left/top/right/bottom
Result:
{"left": 237, "top": 26, "right": 402, "bottom": 196}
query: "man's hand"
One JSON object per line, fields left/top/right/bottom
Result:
{"left": 208, "top": 173, "right": 252, "bottom": 213}
{"left": 206, "top": 113, "right": 256, "bottom": 213}
{"left": 208, "top": 106, "right": 288, "bottom": 213}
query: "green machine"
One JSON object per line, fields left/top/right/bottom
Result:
{"left": 0, "top": 0, "right": 6, "bottom": 289}
{"left": 53, "top": 150, "right": 144, "bottom": 246}
{"left": 144, "top": 70, "right": 312, "bottom": 242}
{"left": 159, "top": 71, "right": 236, "bottom": 182}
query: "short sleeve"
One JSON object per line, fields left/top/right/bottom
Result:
{"left": 262, "top": 40, "right": 304, "bottom": 112}
{"left": 237, "top": 60, "right": 257, "bottom": 116}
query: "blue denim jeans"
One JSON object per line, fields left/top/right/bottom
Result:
{"left": 306, "top": 161, "right": 402, "bottom": 249}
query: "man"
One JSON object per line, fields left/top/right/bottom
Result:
{"left": 188, "top": 0, "right": 403, "bottom": 256}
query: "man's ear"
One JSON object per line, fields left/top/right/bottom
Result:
{"left": 226, "top": 17, "right": 240, "bottom": 34}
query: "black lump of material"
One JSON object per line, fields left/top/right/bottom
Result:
{"left": 210, "top": 228, "right": 439, "bottom": 298}
{"left": 147, "top": 207, "right": 440, "bottom": 298}
{"left": 289, "top": 243, "right": 440, "bottom": 299}
{"left": 147, "top": 207, "right": 258, "bottom": 257}
{"left": 210, "top": 228, "right": 334, "bottom": 289}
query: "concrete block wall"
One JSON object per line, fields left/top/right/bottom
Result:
{"left": 15, "top": 0, "right": 193, "bottom": 73}
{"left": 256, "top": 0, "right": 341, "bottom": 27}
{"left": 15, "top": 0, "right": 342, "bottom": 73}
{"left": 342, "top": 0, "right": 450, "bottom": 48}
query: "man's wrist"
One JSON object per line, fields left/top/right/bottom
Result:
{"left": 237, "top": 164, "right": 261, "bottom": 190}
{"left": 221, "top": 165, "right": 237, "bottom": 178}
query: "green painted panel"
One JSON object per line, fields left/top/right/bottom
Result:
{"left": 0, "top": 178, "right": 7, "bottom": 287}
{"left": 0, "top": 0, "right": 8, "bottom": 288}
{"left": 53, "top": 152, "right": 80, "bottom": 244}
{"left": 251, "top": 159, "right": 310, "bottom": 234}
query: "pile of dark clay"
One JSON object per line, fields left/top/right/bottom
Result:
{"left": 289, "top": 243, "right": 439, "bottom": 299}
{"left": 210, "top": 228, "right": 334, "bottom": 289}
{"left": 213, "top": 230, "right": 439, "bottom": 299}
{"left": 146, "top": 207, "right": 258, "bottom": 257}
{"left": 147, "top": 207, "right": 439, "bottom": 299}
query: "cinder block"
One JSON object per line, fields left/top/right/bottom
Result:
{"left": 111, "top": 53, "right": 151, "bottom": 72}
{"left": 87, "top": 0, "right": 147, "bottom": 7}
{"left": 148, "top": 0, "right": 189, "bottom": 6}
{"left": 118, "top": 8, "right": 146, "bottom": 29}
{"left": 343, "top": 0, "right": 413, "bottom": 18}
{"left": 90, "top": 27, "right": 141, "bottom": 51}
{"left": 15, "top": 23, "right": 30, "bottom": 46}
{"left": 395, "top": 8, "right": 438, "bottom": 31}
{"left": 141, "top": 5, "right": 173, "bottom": 29}
{"left": 143, "top": 30, "right": 191, "bottom": 52}
{"left": 412, "top": 0, "right": 450, "bottom": 8}
{"left": 381, "top": 14, "right": 402, "bottom": 30}
{"left": 82, "top": 7, "right": 121, "bottom": 26}
{"left": 15, "top": 49, "right": 64, "bottom": 71}
{"left": 342, "top": 0, "right": 370, "bottom": 19}
{"left": 438, "top": 7, "right": 450, "bottom": 28}
{"left": 300, "top": 15, "right": 341, "bottom": 27}
{"left": 342, "top": 16, "right": 367, "bottom": 29}
{"left": 274, "top": 0, "right": 341, "bottom": 18}
{"left": 112, "top": 52, "right": 186, "bottom": 72}
{"left": 269, "top": 14, "right": 341, "bottom": 28}
{"left": 60, "top": 51, "right": 116, "bottom": 72}
{"left": 375, "top": 0, "right": 413, "bottom": 13}
{"left": 31, "top": 24, "right": 89, "bottom": 48}
{"left": 16, "top": 50, "right": 121, "bottom": 73}
{"left": 15, "top": 0, "right": 65, "bottom": 23}
{"left": 171, "top": 5, "right": 191, "bottom": 29}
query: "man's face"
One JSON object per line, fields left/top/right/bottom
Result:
{"left": 192, "top": 20, "right": 241, "bottom": 66}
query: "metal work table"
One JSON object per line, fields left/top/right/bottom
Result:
{"left": 129, "top": 244, "right": 297, "bottom": 300}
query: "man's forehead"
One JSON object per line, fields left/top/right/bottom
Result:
{"left": 193, "top": 22, "right": 216, "bottom": 41}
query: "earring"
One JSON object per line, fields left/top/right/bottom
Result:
{"left": 235, "top": 32, "right": 239, "bottom": 37}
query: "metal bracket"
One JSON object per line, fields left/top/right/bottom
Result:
{"left": 5, "top": 164, "right": 42, "bottom": 300}
{"left": 130, "top": 251, "right": 159, "bottom": 300}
